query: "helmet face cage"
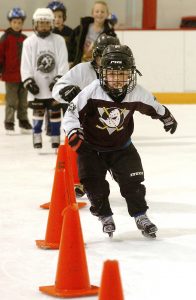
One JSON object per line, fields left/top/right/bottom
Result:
{"left": 100, "top": 45, "right": 137, "bottom": 97}
{"left": 7, "top": 7, "right": 26, "bottom": 21}
{"left": 47, "top": 1, "right": 66, "bottom": 20}
{"left": 100, "top": 68, "right": 136, "bottom": 96}
{"left": 32, "top": 8, "right": 54, "bottom": 37}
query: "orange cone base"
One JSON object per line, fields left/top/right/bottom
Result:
{"left": 39, "top": 284, "right": 99, "bottom": 298}
{"left": 40, "top": 202, "right": 50, "bottom": 209}
{"left": 35, "top": 239, "right": 59, "bottom": 250}
{"left": 77, "top": 202, "right": 87, "bottom": 209}
{"left": 39, "top": 201, "right": 86, "bottom": 210}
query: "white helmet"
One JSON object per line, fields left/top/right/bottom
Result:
{"left": 32, "top": 8, "right": 54, "bottom": 37}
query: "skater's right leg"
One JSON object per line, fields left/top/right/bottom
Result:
{"left": 111, "top": 144, "right": 158, "bottom": 238}
{"left": 78, "top": 150, "right": 115, "bottom": 237}
{"left": 32, "top": 108, "right": 45, "bottom": 148}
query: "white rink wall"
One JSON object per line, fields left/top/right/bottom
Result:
{"left": 1, "top": 30, "right": 196, "bottom": 94}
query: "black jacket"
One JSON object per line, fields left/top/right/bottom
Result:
{"left": 68, "top": 16, "right": 116, "bottom": 66}
{"left": 53, "top": 25, "right": 73, "bottom": 59}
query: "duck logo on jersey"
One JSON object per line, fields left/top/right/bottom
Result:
{"left": 96, "top": 106, "right": 129, "bottom": 134}
{"left": 37, "top": 52, "right": 55, "bottom": 73}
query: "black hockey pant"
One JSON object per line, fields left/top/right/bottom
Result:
{"left": 78, "top": 143, "right": 148, "bottom": 218}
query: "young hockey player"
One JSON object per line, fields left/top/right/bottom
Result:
{"left": 52, "top": 33, "right": 120, "bottom": 197}
{"left": 62, "top": 45, "right": 178, "bottom": 238}
{"left": 0, "top": 7, "right": 32, "bottom": 133}
{"left": 21, "top": 8, "right": 69, "bottom": 149}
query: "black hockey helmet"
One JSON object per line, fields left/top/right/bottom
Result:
{"left": 100, "top": 44, "right": 141, "bottom": 99}
{"left": 92, "top": 33, "right": 120, "bottom": 61}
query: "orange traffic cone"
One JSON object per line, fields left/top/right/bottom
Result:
{"left": 40, "top": 200, "right": 86, "bottom": 210}
{"left": 36, "top": 145, "right": 68, "bottom": 249}
{"left": 98, "top": 260, "right": 124, "bottom": 300}
{"left": 69, "top": 147, "right": 80, "bottom": 184}
{"left": 39, "top": 201, "right": 50, "bottom": 209}
{"left": 40, "top": 139, "right": 86, "bottom": 210}
{"left": 39, "top": 204, "right": 99, "bottom": 297}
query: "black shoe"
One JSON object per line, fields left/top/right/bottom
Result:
{"left": 51, "top": 136, "right": 60, "bottom": 149}
{"left": 19, "top": 120, "right": 32, "bottom": 130}
{"left": 51, "top": 143, "right": 60, "bottom": 149}
{"left": 34, "top": 143, "right": 42, "bottom": 149}
{"left": 5, "top": 122, "right": 14, "bottom": 131}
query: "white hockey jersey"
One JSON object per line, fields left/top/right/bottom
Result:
{"left": 52, "top": 61, "right": 98, "bottom": 102}
{"left": 63, "top": 79, "right": 166, "bottom": 151}
{"left": 21, "top": 32, "right": 69, "bottom": 101}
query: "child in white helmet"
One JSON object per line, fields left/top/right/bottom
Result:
{"left": 21, "top": 8, "right": 69, "bottom": 149}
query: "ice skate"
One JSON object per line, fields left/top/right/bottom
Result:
{"left": 19, "top": 120, "right": 32, "bottom": 134}
{"left": 5, "top": 122, "right": 15, "bottom": 135}
{"left": 74, "top": 184, "right": 85, "bottom": 198}
{"left": 99, "top": 215, "right": 116, "bottom": 238}
{"left": 33, "top": 133, "right": 42, "bottom": 149}
{"left": 135, "top": 213, "right": 158, "bottom": 239}
{"left": 51, "top": 136, "right": 60, "bottom": 149}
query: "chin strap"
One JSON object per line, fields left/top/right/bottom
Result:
{"left": 37, "top": 31, "right": 51, "bottom": 38}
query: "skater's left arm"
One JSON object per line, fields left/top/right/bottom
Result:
{"left": 134, "top": 86, "right": 177, "bottom": 134}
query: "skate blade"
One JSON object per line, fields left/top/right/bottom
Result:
{"left": 104, "top": 227, "right": 115, "bottom": 238}
{"left": 108, "top": 232, "right": 113, "bottom": 238}
{"left": 142, "top": 231, "right": 156, "bottom": 239}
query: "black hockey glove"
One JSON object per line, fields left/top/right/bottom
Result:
{"left": 49, "top": 75, "right": 62, "bottom": 91}
{"left": 160, "top": 106, "right": 177, "bottom": 134}
{"left": 23, "top": 78, "right": 39, "bottom": 95}
{"left": 68, "top": 129, "right": 91, "bottom": 153}
{"left": 59, "top": 85, "right": 81, "bottom": 103}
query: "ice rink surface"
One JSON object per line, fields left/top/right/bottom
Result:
{"left": 0, "top": 104, "right": 196, "bottom": 300}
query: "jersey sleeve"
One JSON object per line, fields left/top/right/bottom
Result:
{"left": 20, "top": 39, "right": 34, "bottom": 81}
{"left": 131, "top": 85, "right": 165, "bottom": 118}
